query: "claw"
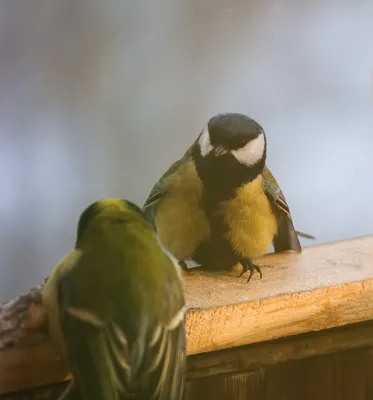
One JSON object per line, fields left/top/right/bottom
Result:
{"left": 248, "top": 263, "right": 263, "bottom": 283}
{"left": 240, "top": 259, "right": 263, "bottom": 283}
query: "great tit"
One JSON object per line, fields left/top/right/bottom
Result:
{"left": 42, "top": 198, "right": 186, "bottom": 400}
{"left": 143, "top": 113, "right": 312, "bottom": 282}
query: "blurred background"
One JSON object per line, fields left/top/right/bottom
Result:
{"left": 0, "top": 0, "right": 372, "bottom": 301}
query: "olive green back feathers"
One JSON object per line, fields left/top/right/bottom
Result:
{"left": 55, "top": 199, "right": 186, "bottom": 400}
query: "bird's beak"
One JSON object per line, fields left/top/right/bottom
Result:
{"left": 213, "top": 146, "right": 227, "bottom": 157}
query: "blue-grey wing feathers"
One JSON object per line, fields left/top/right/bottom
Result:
{"left": 262, "top": 177, "right": 302, "bottom": 252}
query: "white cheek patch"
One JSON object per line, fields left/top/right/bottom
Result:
{"left": 231, "top": 133, "right": 265, "bottom": 166}
{"left": 198, "top": 125, "right": 213, "bottom": 156}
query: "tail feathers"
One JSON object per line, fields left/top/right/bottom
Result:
{"left": 295, "top": 230, "right": 315, "bottom": 240}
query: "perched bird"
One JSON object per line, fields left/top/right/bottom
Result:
{"left": 143, "top": 113, "right": 312, "bottom": 282}
{"left": 42, "top": 198, "right": 186, "bottom": 400}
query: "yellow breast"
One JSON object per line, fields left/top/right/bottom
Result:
{"left": 217, "top": 175, "right": 277, "bottom": 259}
{"left": 155, "top": 161, "right": 211, "bottom": 260}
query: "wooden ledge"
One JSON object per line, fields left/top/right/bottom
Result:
{"left": 1, "top": 235, "right": 373, "bottom": 395}
{"left": 184, "top": 234, "right": 373, "bottom": 354}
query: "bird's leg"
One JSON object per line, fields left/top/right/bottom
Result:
{"left": 240, "top": 259, "right": 263, "bottom": 283}
{"left": 178, "top": 261, "right": 189, "bottom": 271}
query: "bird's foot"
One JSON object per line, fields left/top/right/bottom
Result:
{"left": 239, "top": 259, "right": 263, "bottom": 283}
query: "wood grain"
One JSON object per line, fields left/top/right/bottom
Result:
{"left": 1, "top": 235, "right": 373, "bottom": 396}
{"left": 303, "top": 355, "right": 334, "bottom": 400}
{"left": 264, "top": 360, "right": 306, "bottom": 400}
{"left": 0, "top": 340, "right": 70, "bottom": 395}
{"left": 186, "top": 320, "right": 373, "bottom": 380}
{"left": 363, "top": 348, "right": 373, "bottom": 399}
{"left": 6, "top": 348, "right": 373, "bottom": 400}
{"left": 185, "top": 370, "right": 266, "bottom": 400}
{"left": 185, "top": 235, "right": 373, "bottom": 354}
{"left": 334, "top": 350, "right": 368, "bottom": 400}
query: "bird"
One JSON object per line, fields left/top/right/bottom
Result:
{"left": 143, "top": 112, "right": 313, "bottom": 282}
{"left": 42, "top": 198, "right": 186, "bottom": 400}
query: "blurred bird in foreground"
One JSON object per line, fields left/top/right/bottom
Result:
{"left": 143, "top": 113, "right": 314, "bottom": 282}
{"left": 43, "top": 198, "right": 186, "bottom": 400}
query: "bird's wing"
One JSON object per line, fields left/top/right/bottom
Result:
{"left": 143, "top": 145, "right": 194, "bottom": 228}
{"left": 57, "top": 258, "right": 186, "bottom": 400}
{"left": 262, "top": 166, "right": 302, "bottom": 252}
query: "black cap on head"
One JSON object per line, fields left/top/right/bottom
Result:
{"left": 207, "top": 113, "right": 264, "bottom": 150}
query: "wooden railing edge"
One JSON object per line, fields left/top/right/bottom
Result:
{"left": 1, "top": 235, "right": 373, "bottom": 395}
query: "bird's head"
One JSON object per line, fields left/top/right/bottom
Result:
{"left": 192, "top": 113, "right": 267, "bottom": 202}
{"left": 197, "top": 113, "right": 267, "bottom": 167}
{"left": 75, "top": 198, "right": 147, "bottom": 247}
